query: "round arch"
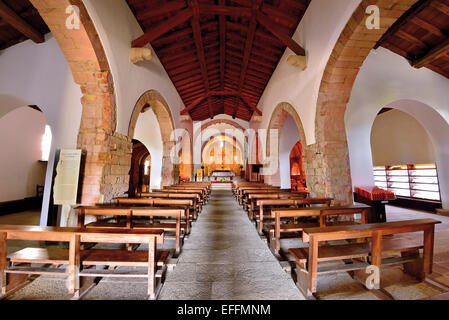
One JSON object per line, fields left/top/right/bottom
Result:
{"left": 265, "top": 102, "right": 308, "bottom": 188}
{"left": 30, "top": 0, "right": 120, "bottom": 206}
{"left": 349, "top": 99, "right": 449, "bottom": 209}
{"left": 311, "top": 0, "right": 418, "bottom": 204}
{"left": 128, "top": 90, "right": 176, "bottom": 187}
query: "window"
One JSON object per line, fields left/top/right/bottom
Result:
{"left": 41, "top": 125, "right": 52, "bottom": 161}
{"left": 373, "top": 163, "right": 441, "bottom": 201}
{"left": 144, "top": 160, "right": 150, "bottom": 175}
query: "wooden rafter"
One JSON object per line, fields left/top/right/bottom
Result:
{"left": 219, "top": 0, "right": 226, "bottom": 113}
{"left": 132, "top": 8, "right": 193, "bottom": 47}
{"left": 256, "top": 11, "right": 305, "bottom": 56}
{"left": 234, "top": 0, "right": 262, "bottom": 119}
{"left": 374, "top": 0, "right": 433, "bottom": 49}
{"left": 189, "top": 0, "right": 214, "bottom": 119}
{"left": 0, "top": 1, "right": 44, "bottom": 43}
{"left": 127, "top": 0, "right": 309, "bottom": 121}
{"left": 136, "top": 1, "right": 187, "bottom": 21}
{"left": 413, "top": 37, "right": 449, "bottom": 68}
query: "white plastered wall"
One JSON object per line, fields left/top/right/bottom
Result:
{"left": 0, "top": 34, "right": 83, "bottom": 225}
{"left": 0, "top": 107, "right": 48, "bottom": 202}
{"left": 346, "top": 47, "right": 449, "bottom": 209}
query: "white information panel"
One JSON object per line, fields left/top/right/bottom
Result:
{"left": 53, "top": 149, "right": 82, "bottom": 205}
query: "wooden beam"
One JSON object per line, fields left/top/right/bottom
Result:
{"left": 374, "top": 0, "right": 433, "bottom": 49}
{"left": 256, "top": 11, "right": 305, "bottom": 56}
{"left": 136, "top": 1, "right": 187, "bottom": 21}
{"left": 0, "top": 1, "right": 44, "bottom": 43}
{"left": 234, "top": 0, "right": 262, "bottom": 119}
{"left": 198, "top": 4, "right": 252, "bottom": 17}
{"left": 132, "top": 8, "right": 193, "bottom": 47}
{"left": 219, "top": 0, "right": 226, "bottom": 112}
{"left": 181, "top": 94, "right": 208, "bottom": 114}
{"left": 189, "top": 0, "right": 214, "bottom": 119}
{"left": 412, "top": 37, "right": 449, "bottom": 68}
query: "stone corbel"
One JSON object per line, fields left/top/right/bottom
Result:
{"left": 130, "top": 47, "right": 153, "bottom": 64}
{"left": 287, "top": 54, "right": 307, "bottom": 70}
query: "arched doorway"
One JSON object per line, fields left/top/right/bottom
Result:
{"left": 129, "top": 90, "right": 176, "bottom": 189}
{"left": 265, "top": 102, "right": 308, "bottom": 189}
{"left": 347, "top": 99, "right": 449, "bottom": 209}
{"left": 0, "top": 106, "right": 50, "bottom": 225}
{"left": 290, "top": 141, "right": 307, "bottom": 192}
{"left": 312, "top": 0, "right": 418, "bottom": 205}
{"left": 128, "top": 140, "right": 151, "bottom": 197}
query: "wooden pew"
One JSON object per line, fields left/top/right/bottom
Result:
{"left": 256, "top": 198, "right": 333, "bottom": 234}
{"left": 153, "top": 188, "right": 208, "bottom": 205}
{"left": 270, "top": 205, "right": 370, "bottom": 254}
{"left": 288, "top": 219, "right": 441, "bottom": 299}
{"left": 245, "top": 192, "right": 309, "bottom": 215}
{"left": 237, "top": 186, "right": 281, "bottom": 205}
{"left": 78, "top": 207, "right": 184, "bottom": 253}
{"left": 233, "top": 182, "right": 268, "bottom": 197}
{"left": 113, "top": 198, "right": 194, "bottom": 234}
{"left": 0, "top": 225, "right": 165, "bottom": 300}
{"left": 137, "top": 192, "right": 201, "bottom": 218}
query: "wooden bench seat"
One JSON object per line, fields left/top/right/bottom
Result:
{"left": 288, "top": 219, "right": 441, "bottom": 299}
{"left": 265, "top": 223, "right": 319, "bottom": 233}
{"left": 78, "top": 207, "right": 184, "bottom": 253}
{"left": 8, "top": 247, "right": 170, "bottom": 268}
{"left": 269, "top": 205, "right": 369, "bottom": 254}
{"left": 289, "top": 238, "right": 423, "bottom": 265}
{"left": 0, "top": 225, "right": 166, "bottom": 300}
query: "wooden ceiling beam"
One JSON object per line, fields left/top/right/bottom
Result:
{"left": 198, "top": 4, "right": 252, "bottom": 17}
{"left": 374, "top": 0, "right": 433, "bottom": 49}
{"left": 234, "top": 0, "right": 262, "bottom": 119}
{"left": 189, "top": 0, "right": 214, "bottom": 119}
{"left": 136, "top": 1, "right": 187, "bottom": 21}
{"left": 132, "top": 8, "right": 193, "bottom": 47}
{"left": 181, "top": 94, "right": 208, "bottom": 114}
{"left": 413, "top": 37, "right": 449, "bottom": 68}
{"left": 0, "top": 1, "right": 44, "bottom": 43}
{"left": 256, "top": 11, "right": 305, "bottom": 56}
{"left": 219, "top": 0, "right": 226, "bottom": 112}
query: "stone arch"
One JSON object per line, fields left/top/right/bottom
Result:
{"left": 265, "top": 102, "right": 308, "bottom": 188}
{"left": 128, "top": 90, "right": 176, "bottom": 187}
{"left": 312, "top": 0, "right": 418, "bottom": 204}
{"left": 30, "top": 0, "right": 121, "bottom": 205}
{"left": 200, "top": 119, "right": 246, "bottom": 133}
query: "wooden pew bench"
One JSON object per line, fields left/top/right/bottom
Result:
{"left": 256, "top": 198, "right": 333, "bottom": 234}
{"left": 78, "top": 207, "right": 184, "bottom": 253}
{"left": 0, "top": 225, "right": 166, "bottom": 300}
{"left": 269, "top": 205, "right": 370, "bottom": 254}
{"left": 237, "top": 186, "right": 281, "bottom": 205}
{"left": 246, "top": 192, "right": 310, "bottom": 218}
{"left": 113, "top": 198, "right": 194, "bottom": 234}
{"left": 152, "top": 188, "right": 207, "bottom": 207}
{"left": 138, "top": 192, "right": 202, "bottom": 217}
{"left": 163, "top": 186, "right": 209, "bottom": 202}
{"left": 288, "top": 219, "right": 441, "bottom": 299}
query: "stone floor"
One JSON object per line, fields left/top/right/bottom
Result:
{"left": 2, "top": 192, "right": 449, "bottom": 300}
{"left": 158, "top": 185, "right": 304, "bottom": 300}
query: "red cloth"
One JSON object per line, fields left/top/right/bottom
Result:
{"left": 355, "top": 186, "right": 396, "bottom": 201}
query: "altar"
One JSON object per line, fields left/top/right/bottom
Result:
{"left": 210, "top": 170, "right": 235, "bottom": 182}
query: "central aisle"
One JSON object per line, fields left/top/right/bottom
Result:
{"left": 159, "top": 184, "right": 305, "bottom": 300}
